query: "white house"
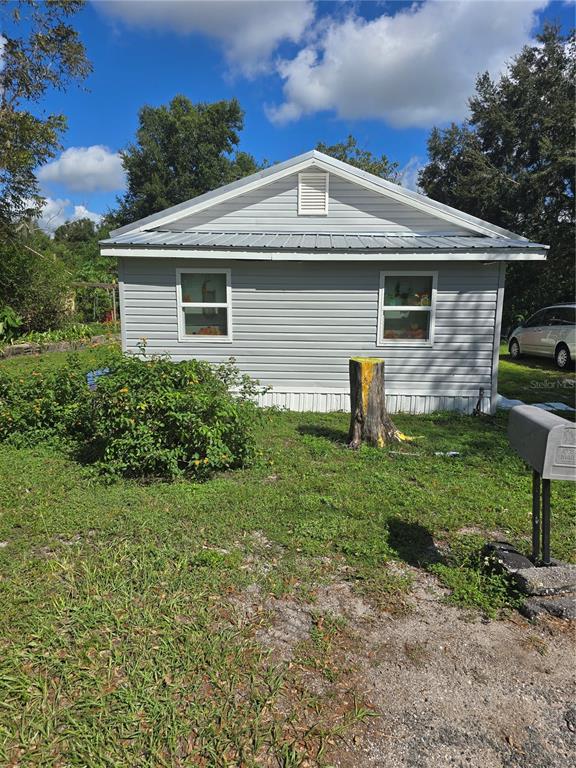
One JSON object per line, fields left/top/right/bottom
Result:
{"left": 100, "top": 150, "right": 547, "bottom": 414}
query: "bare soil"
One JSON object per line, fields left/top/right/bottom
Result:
{"left": 232, "top": 557, "right": 576, "bottom": 767}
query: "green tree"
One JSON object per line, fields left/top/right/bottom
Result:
{"left": 53, "top": 217, "right": 116, "bottom": 284}
{"left": 54, "top": 217, "right": 98, "bottom": 244}
{"left": 0, "top": 231, "right": 72, "bottom": 331}
{"left": 55, "top": 216, "right": 117, "bottom": 323}
{"left": 316, "top": 135, "right": 399, "bottom": 180}
{"left": 115, "top": 96, "right": 260, "bottom": 225}
{"left": 0, "top": 0, "right": 91, "bottom": 232}
{"left": 0, "top": 216, "right": 118, "bottom": 330}
{"left": 419, "top": 26, "right": 575, "bottom": 324}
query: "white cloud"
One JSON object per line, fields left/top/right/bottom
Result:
{"left": 399, "top": 156, "right": 425, "bottom": 193}
{"left": 70, "top": 204, "right": 104, "bottom": 225}
{"left": 36, "top": 198, "right": 71, "bottom": 232}
{"left": 38, "top": 145, "right": 126, "bottom": 193}
{"left": 268, "top": 0, "right": 548, "bottom": 128}
{"left": 96, "top": 0, "right": 315, "bottom": 75}
{"left": 36, "top": 197, "right": 103, "bottom": 235}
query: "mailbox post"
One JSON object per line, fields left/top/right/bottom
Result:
{"left": 508, "top": 405, "right": 576, "bottom": 566}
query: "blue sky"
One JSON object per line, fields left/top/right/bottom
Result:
{"left": 31, "top": 0, "right": 574, "bottom": 230}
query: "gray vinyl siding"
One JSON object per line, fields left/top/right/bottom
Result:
{"left": 159, "top": 173, "right": 472, "bottom": 235}
{"left": 120, "top": 257, "right": 499, "bottom": 399}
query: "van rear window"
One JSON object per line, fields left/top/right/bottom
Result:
{"left": 549, "top": 307, "right": 575, "bottom": 326}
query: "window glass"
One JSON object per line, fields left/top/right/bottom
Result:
{"left": 183, "top": 307, "right": 228, "bottom": 336}
{"left": 548, "top": 307, "right": 576, "bottom": 326}
{"left": 382, "top": 310, "right": 430, "bottom": 341}
{"left": 524, "top": 310, "right": 545, "bottom": 328}
{"left": 383, "top": 275, "right": 433, "bottom": 307}
{"left": 178, "top": 270, "right": 231, "bottom": 340}
{"left": 181, "top": 273, "right": 227, "bottom": 304}
{"left": 540, "top": 309, "right": 557, "bottom": 326}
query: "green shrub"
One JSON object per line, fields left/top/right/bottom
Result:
{"left": 0, "top": 352, "right": 263, "bottom": 480}
{"left": 0, "top": 240, "right": 72, "bottom": 332}
{"left": 0, "top": 306, "right": 23, "bottom": 341}
{"left": 0, "top": 354, "right": 92, "bottom": 444}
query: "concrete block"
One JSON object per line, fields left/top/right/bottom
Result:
{"left": 520, "top": 594, "right": 576, "bottom": 620}
{"left": 514, "top": 564, "right": 576, "bottom": 596}
{"left": 483, "top": 542, "right": 534, "bottom": 573}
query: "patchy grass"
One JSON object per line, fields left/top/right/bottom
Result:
{"left": 0, "top": 341, "right": 120, "bottom": 378}
{"left": 0, "top": 348, "right": 575, "bottom": 765}
{"left": 0, "top": 321, "right": 120, "bottom": 351}
{"left": 429, "top": 533, "right": 523, "bottom": 618}
{"left": 498, "top": 343, "right": 576, "bottom": 407}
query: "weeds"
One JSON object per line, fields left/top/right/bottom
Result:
{"left": 429, "top": 534, "right": 524, "bottom": 618}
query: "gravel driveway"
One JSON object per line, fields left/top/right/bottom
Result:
{"left": 235, "top": 557, "right": 576, "bottom": 767}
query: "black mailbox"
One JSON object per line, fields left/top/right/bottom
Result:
{"left": 508, "top": 405, "right": 576, "bottom": 565}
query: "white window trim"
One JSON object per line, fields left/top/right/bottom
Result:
{"left": 298, "top": 172, "right": 329, "bottom": 216}
{"left": 176, "top": 267, "right": 233, "bottom": 343}
{"left": 377, "top": 270, "right": 438, "bottom": 348}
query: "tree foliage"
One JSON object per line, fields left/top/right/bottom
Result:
{"left": 0, "top": 0, "right": 91, "bottom": 232}
{"left": 0, "top": 217, "right": 117, "bottom": 332}
{"left": 115, "top": 96, "right": 260, "bottom": 226}
{"left": 0, "top": 232, "right": 72, "bottom": 331}
{"left": 53, "top": 217, "right": 115, "bottom": 282}
{"left": 316, "top": 135, "right": 399, "bottom": 181}
{"left": 419, "top": 26, "right": 575, "bottom": 324}
{"left": 54, "top": 217, "right": 99, "bottom": 244}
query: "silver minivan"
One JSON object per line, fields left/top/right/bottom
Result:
{"left": 508, "top": 304, "right": 575, "bottom": 369}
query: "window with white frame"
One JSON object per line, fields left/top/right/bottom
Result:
{"left": 377, "top": 272, "right": 437, "bottom": 345}
{"left": 176, "top": 268, "right": 232, "bottom": 341}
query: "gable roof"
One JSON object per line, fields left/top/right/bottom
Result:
{"left": 109, "top": 150, "right": 527, "bottom": 241}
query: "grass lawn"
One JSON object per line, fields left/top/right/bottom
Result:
{"left": 498, "top": 343, "right": 576, "bottom": 407}
{"left": 0, "top": 347, "right": 575, "bottom": 766}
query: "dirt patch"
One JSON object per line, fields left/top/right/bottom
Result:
{"left": 239, "top": 529, "right": 285, "bottom": 576}
{"left": 456, "top": 525, "right": 512, "bottom": 541}
{"left": 232, "top": 561, "right": 576, "bottom": 767}
{"left": 230, "top": 575, "right": 376, "bottom": 662}
{"left": 332, "top": 566, "right": 576, "bottom": 768}
{"left": 313, "top": 581, "right": 376, "bottom": 622}
{"left": 256, "top": 599, "right": 314, "bottom": 661}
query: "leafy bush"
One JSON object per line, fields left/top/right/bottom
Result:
{"left": 0, "top": 239, "right": 72, "bottom": 332}
{"left": 0, "top": 351, "right": 263, "bottom": 480}
{"left": 0, "top": 354, "right": 94, "bottom": 444}
{"left": 0, "top": 306, "right": 23, "bottom": 341}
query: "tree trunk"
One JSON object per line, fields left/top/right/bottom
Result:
{"left": 347, "top": 357, "right": 400, "bottom": 448}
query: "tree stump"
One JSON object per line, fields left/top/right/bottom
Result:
{"left": 347, "top": 357, "right": 400, "bottom": 448}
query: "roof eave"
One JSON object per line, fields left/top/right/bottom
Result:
{"left": 100, "top": 244, "right": 548, "bottom": 262}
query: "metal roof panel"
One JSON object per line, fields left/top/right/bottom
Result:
{"left": 101, "top": 231, "right": 547, "bottom": 251}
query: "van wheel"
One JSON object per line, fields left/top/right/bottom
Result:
{"left": 555, "top": 344, "right": 571, "bottom": 370}
{"left": 509, "top": 338, "right": 521, "bottom": 359}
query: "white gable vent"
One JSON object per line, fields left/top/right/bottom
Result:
{"left": 298, "top": 172, "right": 329, "bottom": 216}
